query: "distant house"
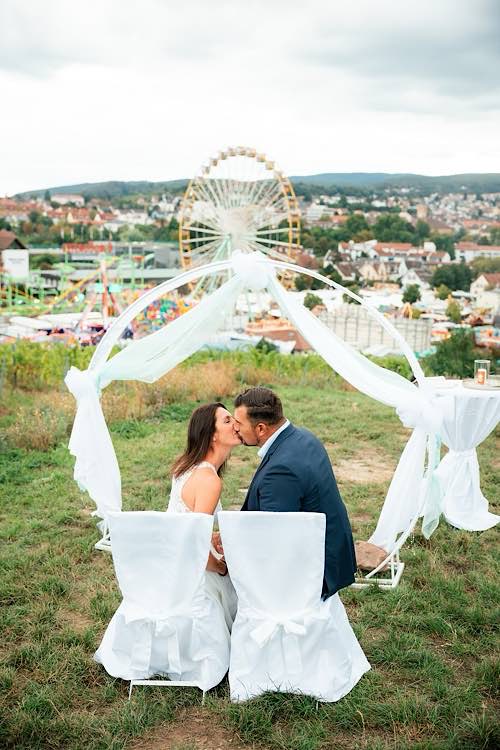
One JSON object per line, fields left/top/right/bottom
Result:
{"left": 358, "top": 261, "right": 379, "bottom": 282}
{"left": 337, "top": 239, "right": 377, "bottom": 260}
{"left": 322, "top": 249, "right": 338, "bottom": 267}
{"left": 399, "top": 268, "right": 432, "bottom": 291}
{"left": 306, "top": 203, "right": 327, "bottom": 222}
{"left": 333, "top": 262, "right": 357, "bottom": 282}
{"left": 470, "top": 273, "right": 500, "bottom": 298}
{"left": 0, "top": 230, "right": 27, "bottom": 250}
{"left": 478, "top": 290, "right": 500, "bottom": 312}
{"left": 455, "top": 243, "right": 500, "bottom": 262}
{"left": 296, "top": 251, "right": 319, "bottom": 270}
{"left": 51, "top": 194, "right": 85, "bottom": 207}
{"left": 357, "top": 258, "right": 404, "bottom": 283}
{"left": 427, "top": 218, "right": 454, "bottom": 235}
{"left": 427, "top": 251, "right": 451, "bottom": 265}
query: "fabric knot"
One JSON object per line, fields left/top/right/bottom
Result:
{"left": 396, "top": 393, "right": 443, "bottom": 434}
{"left": 125, "top": 611, "right": 183, "bottom": 676}
{"left": 239, "top": 605, "right": 329, "bottom": 676}
{"left": 65, "top": 366, "right": 100, "bottom": 400}
{"left": 447, "top": 449, "right": 475, "bottom": 460}
{"left": 231, "top": 250, "right": 273, "bottom": 291}
{"left": 250, "top": 617, "right": 307, "bottom": 647}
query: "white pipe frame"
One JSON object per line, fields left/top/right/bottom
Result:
{"left": 90, "top": 256, "right": 428, "bottom": 580}
{"left": 91, "top": 256, "right": 427, "bottom": 388}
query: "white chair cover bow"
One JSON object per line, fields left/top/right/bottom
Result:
{"left": 94, "top": 511, "right": 230, "bottom": 690}
{"left": 218, "top": 511, "right": 370, "bottom": 702}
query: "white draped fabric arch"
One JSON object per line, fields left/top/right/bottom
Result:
{"left": 65, "top": 251, "right": 499, "bottom": 574}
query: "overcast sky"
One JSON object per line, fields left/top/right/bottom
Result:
{"left": 1, "top": 0, "right": 499, "bottom": 195}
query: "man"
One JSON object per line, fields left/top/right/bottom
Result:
{"left": 233, "top": 386, "right": 356, "bottom": 597}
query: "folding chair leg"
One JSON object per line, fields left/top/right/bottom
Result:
{"left": 128, "top": 681, "right": 134, "bottom": 700}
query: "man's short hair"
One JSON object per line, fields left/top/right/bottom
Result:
{"left": 234, "top": 387, "right": 283, "bottom": 425}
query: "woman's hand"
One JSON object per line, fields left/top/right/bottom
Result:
{"left": 212, "top": 531, "right": 224, "bottom": 557}
{"left": 216, "top": 558, "right": 228, "bottom": 576}
{"left": 206, "top": 551, "right": 227, "bottom": 575}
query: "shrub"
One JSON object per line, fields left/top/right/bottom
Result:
{"left": 367, "top": 354, "right": 414, "bottom": 380}
{"left": 2, "top": 405, "right": 69, "bottom": 451}
{"left": 303, "top": 292, "right": 323, "bottom": 310}
{"left": 102, "top": 382, "right": 149, "bottom": 422}
{"left": 425, "top": 329, "right": 496, "bottom": 378}
{"left": 402, "top": 284, "right": 421, "bottom": 304}
{"left": 436, "top": 284, "right": 451, "bottom": 300}
{"left": 0, "top": 341, "right": 94, "bottom": 390}
{"left": 446, "top": 300, "right": 462, "bottom": 324}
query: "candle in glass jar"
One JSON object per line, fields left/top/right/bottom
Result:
{"left": 474, "top": 359, "right": 490, "bottom": 385}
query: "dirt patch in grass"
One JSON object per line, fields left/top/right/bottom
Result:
{"left": 328, "top": 446, "right": 394, "bottom": 484}
{"left": 59, "top": 605, "right": 94, "bottom": 633}
{"left": 129, "top": 707, "right": 261, "bottom": 750}
{"left": 350, "top": 512, "right": 373, "bottom": 524}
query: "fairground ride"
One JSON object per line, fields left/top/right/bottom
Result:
{"left": 178, "top": 146, "right": 301, "bottom": 294}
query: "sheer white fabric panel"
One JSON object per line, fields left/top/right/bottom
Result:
{"left": 219, "top": 511, "right": 370, "bottom": 703}
{"left": 65, "top": 367, "right": 121, "bottom": 517}
{"left": 96, "top": 274, "right": 244, "bottom": 388}
{"left": 267, "top": 276, "right": 416, "bottom": 409}
{"left": 94, "top": 512, "right": 230, "bottom": 689}
{"left": 368, "top": 428, "right": 428, "bottom": 549}
{"left": 65, "top": 275, "right": 244, "bottom": 516}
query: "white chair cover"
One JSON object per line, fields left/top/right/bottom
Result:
{"left": 218, "top": 511, "right": 370, "bottom": 703}
{"left": 94, "top": 511, "right": 230, "bottom": 691}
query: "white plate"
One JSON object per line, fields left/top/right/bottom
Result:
{"left": 427, "top": 378, "right": 461, "bottom": 389}
{"left": 463, "top": 379, "right": 500, "bottom": 391}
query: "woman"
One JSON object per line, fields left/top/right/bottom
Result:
{"left": 167, "top": 402, "right": 241, "bottom": 630}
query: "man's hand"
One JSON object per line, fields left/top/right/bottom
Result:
{"left": 212, "top": 531, "right": 224, "bottom": 557}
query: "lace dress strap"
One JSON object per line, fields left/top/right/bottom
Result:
{"left": 197, "top": 461, "right": 218, "bottom": 474}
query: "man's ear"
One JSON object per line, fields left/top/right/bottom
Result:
{"left": 256, "top": 422, "right": 267, "bottom": 439}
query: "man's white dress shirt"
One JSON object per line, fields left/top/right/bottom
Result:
{"left": 257, "top": 420, "right": 290, "bottom": 460}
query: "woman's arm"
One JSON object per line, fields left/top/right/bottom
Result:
{"left": 192, "top": 468, "right": 222, "bottom": 515}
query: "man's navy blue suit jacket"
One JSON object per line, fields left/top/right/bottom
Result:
{"left": 241, "top": 423, "right": 356, "bottom": 596}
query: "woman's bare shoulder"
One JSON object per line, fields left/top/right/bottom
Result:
{"left": 192, "top": 466, "right": 222, "bottom": 490}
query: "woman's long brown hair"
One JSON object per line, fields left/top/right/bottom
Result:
{"left": 171, "top": 402, "right": 228, "bottom": 479}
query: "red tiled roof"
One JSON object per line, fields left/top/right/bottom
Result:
{"left": 0, "top": 230, "right": 27, "bottom": 250}
{"left": 456, "top": 242, "right": 500, "bottom": 252}
{"left": 374, "top": 242, "right": 413, "bottom": 251}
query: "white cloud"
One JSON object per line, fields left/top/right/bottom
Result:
{"left": 0, "top": 0, "right": 499, "bottom": 195}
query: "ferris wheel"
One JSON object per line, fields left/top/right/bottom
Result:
{"left": 178, "top": 147, "right": 300, "bottom": 292}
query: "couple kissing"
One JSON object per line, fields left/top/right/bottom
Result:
{"left": 167, "top": 387, "right": 357, "bottom": 632}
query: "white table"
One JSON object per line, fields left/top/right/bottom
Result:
{"left": 431, "top": 383, "right": 500, "bottom": 532}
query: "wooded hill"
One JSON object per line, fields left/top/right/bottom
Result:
{"left": 16, "top": 172, "right": 500, "bottom": 201}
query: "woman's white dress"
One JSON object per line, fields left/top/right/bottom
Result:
{"left": 167, "top": 462, "right": 238, "bottom": 630}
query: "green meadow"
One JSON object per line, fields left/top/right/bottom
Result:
{"left": 0, "top": 348, "right": 498, "bottom": 750}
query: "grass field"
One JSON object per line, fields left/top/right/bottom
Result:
{"left": 0, "top": 356, "right": 499, "bottom": 750}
